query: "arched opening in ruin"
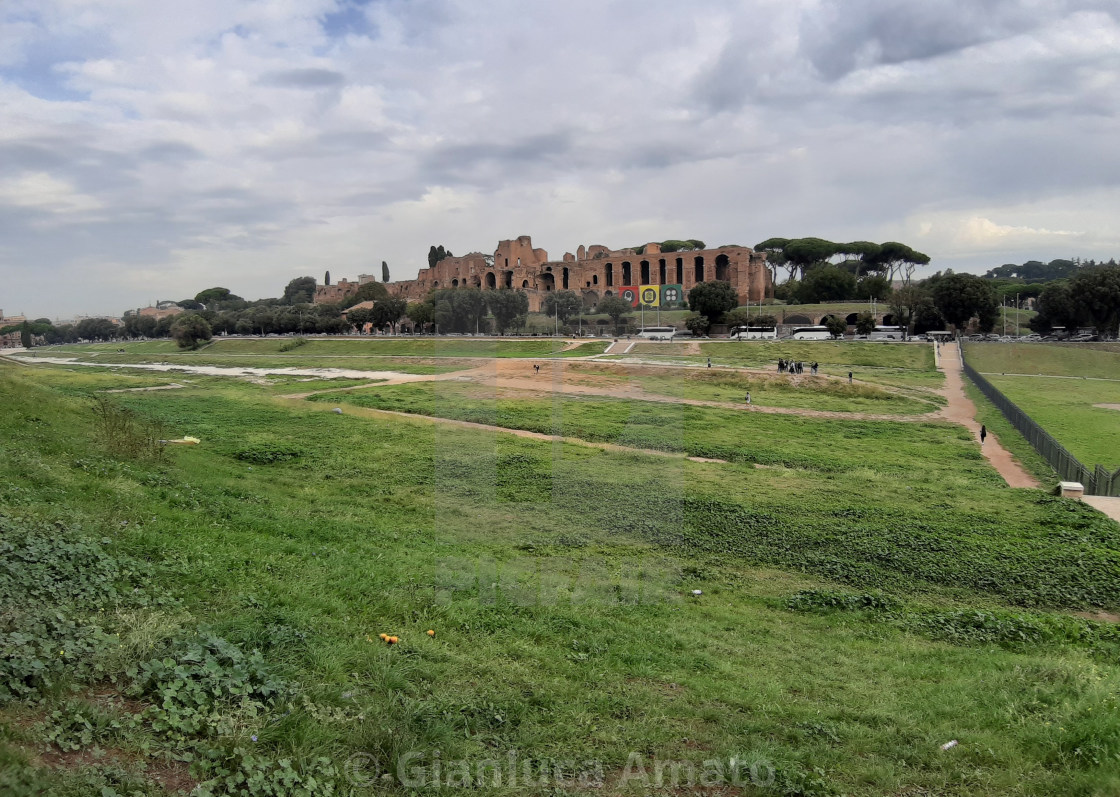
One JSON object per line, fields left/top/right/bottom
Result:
{"left": 485, "top": 272, "right": 496, "bottom": 289}
{"left": 622, "top": 261, "right": 632, "bottom": 284}
{"left": 592, "top": 274, "right": 599, "bottom": 285}
{"left": 522, "top": 280, "right": 529, "bottom": 288}
{"left": 640, "top": 261, "right": 650, "bottom": 284}
{"left": 675, "top": 258, "right": 684, "bottom": 284}
{"left": 882, "top": 313, "right": 895, "bottom": 326}
{"left": 715, "top": 254, "right": 730, "bottom": 282}
{"left": 694, "top": 256, "right": 705, "bottom": 283}
{"left": 472, "top": 276, "right": 482, "bottom": 288}
{"left": 786, "top": 314, "right": 812, "bottom": 325}
{"left": 819, "top": 315, "right": 838, "bottom": 325}
{"left": 452, "top": 278, "right": 459, "bottom": 287}
{"left": 503, "top": 271, "right": 513, "bottom": 288}
{"left": 845, "top": 313, "right": 859, "bottom": 324}
{"left": 433, "top": 281, "right": 440, "bottom": 287}
{"left": 659, "top": 259, "right": 667, "bottom": 284}
{"left": 603, "top": 290, "right": 614, "bottom": 297}
{"left": 540, "top": 273, "right": 555, "bottom": 291}
{"left": 562, "top": 267, "right": 569, "bottom": 289}
{"left": 605, "top": 264, "right": 614, "bottom": 286}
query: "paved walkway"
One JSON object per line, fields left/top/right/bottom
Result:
{"left": 936, "top": 344, "right": 1039, "bottom": 488}
{"left": 1084, "top": 496, "right": 1120, "bottom": 524}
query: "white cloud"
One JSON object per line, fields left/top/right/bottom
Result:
{"left": 0, "top": 172, "right": 103, "bottom": 214}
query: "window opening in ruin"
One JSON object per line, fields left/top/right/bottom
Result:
{"left": 715, "top": 254, "right": 730, "bottom": 282}
{"left": 522, "top": 280, "right": 529, "bottom": 288}
{"left": 504, "top": 271, "right": 513, "bottom": 288}
{"left": 452, "top": 278, "right": 459, "bottom": 287}
{"left": 694, "top": 256, "right": 704, "bottom": 283}
{"left": 640, "top": 261, "right": 650, "bottom": 284}
{"left": 485, "top": 272, "right": 496, "bottom": 289}
{"left": 605, "top": 264, "right": 614, "bottom": 286}
{"left": 675, "top": 258, "right": 684, "bottom": 283}
{"left": 622, "top": 261, "right": 632, "bottom": 284}
{"left": 562, "top": 267, "right": 569, "bottom": 289}
{"left": 659, "top": 260, "right": 667, "bottom": 284}
{"left": 592, "top": 274, "right": 598, "bottom": 285}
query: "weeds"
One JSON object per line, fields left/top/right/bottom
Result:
{"left": 90, "top": 394, "right": 165, "bottom": 460}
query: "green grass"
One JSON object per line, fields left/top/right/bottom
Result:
{"left": 965, "top": 342, "right": 1120, "bottom": 381}
{"left": 964, "top": 343, "right": 1120, "bottom": 468}
{"left": 3, "top": 361, "right": 1120, "bottom": 796}
{"left": 983, "top": 377, "right": 1120, "bottom": 468}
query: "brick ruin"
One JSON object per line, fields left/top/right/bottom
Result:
{"left": 385, "top": 236, "right": 771, "bottom": 313}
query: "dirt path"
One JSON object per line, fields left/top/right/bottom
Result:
{"left": 936, "top": 344, "right": 1039, "bottom": 488}
{"left": 291, "top": 399, "right": 730, "bottom": 464}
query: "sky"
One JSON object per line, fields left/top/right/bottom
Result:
{"left": 1, "top": 0, "right": 1119, "bottom": 320}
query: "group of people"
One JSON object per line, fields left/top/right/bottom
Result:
{"left": 778, "top": 359, "right": 817, "bottom": 375}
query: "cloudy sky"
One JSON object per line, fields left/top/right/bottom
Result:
{"left": 1, "top": 0, "right": 1118, "bottom": 319}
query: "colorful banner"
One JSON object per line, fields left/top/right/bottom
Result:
{"left": 619, "top": 286, "right": 640, "bottom": 307}
{"left": 639, "top": 285, "right": 660, "bottom": 307}
{"left": 660, "top": 284, "right": 685, "bottom": 308}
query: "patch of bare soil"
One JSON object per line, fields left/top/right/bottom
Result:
{"left": 35, "top": 746, "right": 197, "bottom": 794}
{"left": 1093, "top": 404, "right": 1120, "bottom": 411}
{"left": 1074, "top": 610, "right": 1120, "bottom": 624}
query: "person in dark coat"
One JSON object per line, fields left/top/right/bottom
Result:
{"left": 980, "top": 425, "right": 987, "bottom": 445}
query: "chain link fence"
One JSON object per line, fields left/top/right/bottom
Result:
{"left": 959, "top": 344, "right": 1120, "bottom": 496}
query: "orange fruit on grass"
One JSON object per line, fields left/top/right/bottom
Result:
{"left": 427, "top": 629, "right": 435, "bottom": 637}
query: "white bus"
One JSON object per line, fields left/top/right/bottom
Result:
{"left": 637, "top": 326, "right": 677, "bottom": 340}
{"left": 730, "top": 326, "right": 777, "bottom": 340}
{"left": 869, "top": 326, "right": 904, "bottom": 341}
{"left": 789, "top": 326, "right": 831, "bottom": 340}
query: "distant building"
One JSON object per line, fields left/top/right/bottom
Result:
{"left": 0, "top": 310, "right": 27, "bottom": 348}
{"left": 129, "top": 302, "right": 184, "bottom": 320}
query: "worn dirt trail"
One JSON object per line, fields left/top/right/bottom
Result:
{"left": 281, "top": 346, "right": 1042, "bottom": 489}
{"left": 935, "top": 344, "right": 1039, "bottom": 488}
{"left": 288, "top": 359, "right": 942, "bottom": 422}
{"left": 290, "top": 399, "right": 730, "bottom": 465}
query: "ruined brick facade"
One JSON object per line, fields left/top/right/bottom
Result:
{"left": 387, "top": 236, "right": 771, "bottom": 313}
{"left": 313, "top": 279, "right": 361, "bottom": 305}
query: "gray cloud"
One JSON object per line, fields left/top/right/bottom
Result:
{"left": 258, "top": 68, "right": 346, "bottom": 88}
{"left": 1, "top": 0, "right": 1119, "bottom": 317}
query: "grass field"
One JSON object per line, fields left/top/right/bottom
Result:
{"left": 3, "top": 356, "right": 1120, "bottom": 796}
{"left": 557, "top": 362, "right": 941, "bottom": 413}
{"left": 964, "top": 343, "right": 1120, "bottom": 467}
{"left": 607, "top": 340, "right": 944, "bottom": 389}
{"left": 307, "top": 383, "right": 955, "bottom": 469}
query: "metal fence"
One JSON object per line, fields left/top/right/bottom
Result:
{"left": 959, "top": 343, "right": 1120, "bottom": 496}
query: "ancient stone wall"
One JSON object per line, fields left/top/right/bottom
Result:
{"left": 387, "top": 236, "right": 771, "bottom": 314}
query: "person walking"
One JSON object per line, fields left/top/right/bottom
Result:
{"left": 534, "top": 364, "right": 540, "bottom": 374}
{"left": 707, "top": 357, "right": 712, "bottom": 368}
{"left": 745, "top": 392, "right": 751, "bottom": 405}
{"left": 980, "top": 425, "right": 987, "bottom": 446}
{"left": 848, "top": 371, "right": 853, "bottom": 384}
